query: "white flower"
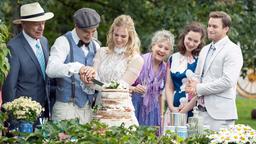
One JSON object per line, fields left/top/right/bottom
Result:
{"left": 2, "top": 96, "right": 44, "bottom": 122}
{"left": 209, "top": 124, "right": 256, "bottom": 144}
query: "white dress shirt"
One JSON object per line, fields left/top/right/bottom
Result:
{"left": 22, "top": 31, "right": 41, "bottom": 54}
{"left": 46, "top": 29, "right": 100, "bottom": 78}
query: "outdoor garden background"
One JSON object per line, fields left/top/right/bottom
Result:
{"left": 0, "top": 0, "right": 255, "bottom": 143}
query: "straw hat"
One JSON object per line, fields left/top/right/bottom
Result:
{"left": 13, "top": 2, "right": 54, "bottom": 24}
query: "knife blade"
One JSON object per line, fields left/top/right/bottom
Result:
{"left": 92, "top": 78, "right": 104, "bottom": 86}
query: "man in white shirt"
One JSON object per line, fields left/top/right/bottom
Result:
{"left": 185, "top": 11, "right": 243, "bottom": 131}
{"left": 46, "top": 8, "right": 100, "bottom": 124}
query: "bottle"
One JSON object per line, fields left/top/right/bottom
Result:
{"left": 176, "top": 126, "right": 188, "bottom": 139}
{"left": 188, "top": 106, "right": 204, "bottom": 136}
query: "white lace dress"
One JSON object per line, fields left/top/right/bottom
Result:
{"left": 96, "top": 49, "right": 128, "bottom": 84}
{"left": 93, "top": 47, "right": 143, "bottom": 127}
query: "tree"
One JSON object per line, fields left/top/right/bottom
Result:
{"left": 0, "top": 0, "right": 255, "bottom": 75}
{"left": 0, "top": 21, "right": 10, "bottom": 86}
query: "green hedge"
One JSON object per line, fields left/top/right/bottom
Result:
{"left": 0, "top": 113, "right": 211, "bottom": 144}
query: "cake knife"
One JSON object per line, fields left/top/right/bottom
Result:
{"left": 92, "top": 78, "right": 104, "bottom": 86}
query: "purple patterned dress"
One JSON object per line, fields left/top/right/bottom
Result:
{"left": 132, "top": 53, "right": 166, "bottom": 126}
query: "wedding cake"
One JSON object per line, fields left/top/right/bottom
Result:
{"left": 94, "top": 82, "right": 138, "bottom": 127}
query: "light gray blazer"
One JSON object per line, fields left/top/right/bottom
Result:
{"left": 195, "top": 36, "right": 243, "bottom": 120}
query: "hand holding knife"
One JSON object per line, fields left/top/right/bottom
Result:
{"left": 79, "top": 66, "right": 96, "bottom": 84}
{"left": 91, "top": 78, "right": 104, "bottom": 86}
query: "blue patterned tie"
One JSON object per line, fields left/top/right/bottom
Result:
{"left": 35, "top": 42, "right": 46, "bottom": 79}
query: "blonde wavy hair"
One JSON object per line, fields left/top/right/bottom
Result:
{"left": 106, "top": 15, "right": 141, "bottom": 57}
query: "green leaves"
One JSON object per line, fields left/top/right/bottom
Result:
{"left": 184, "top": 134, "right": 211, "bottom": 144}
{"left": 0, "top": 22, "right": 10, "bottom": 86}
{"left": 1, "top": 0, "right": 255, "bottom": 75}
{"left": 0, "top": 115, "right": 230, "bottom": 143}
{"left": 0, "top": 117, "right": 185, "bottom": 143}
{"left": 103, "top": 81, "right": 120, "bottom": 89}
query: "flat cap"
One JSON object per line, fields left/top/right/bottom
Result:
{"left": 73, "top": 8, "right": 100, "bottom": 29}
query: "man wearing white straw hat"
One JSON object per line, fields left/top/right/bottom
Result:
{"left": 2, "top": 2, "right": 54, "bottom": 129}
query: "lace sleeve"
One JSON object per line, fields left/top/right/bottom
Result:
{"left": 122, "top": 54, "right": 144, "bottom": 85}
{"left": 93, "top": 47, "right": 106, "bottom": 70}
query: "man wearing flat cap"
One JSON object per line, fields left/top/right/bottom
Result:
{"left": 46, "top": 8, "right": 101, "bottom": 124}
{"left": 2, "top": 2, "right": 54, "bottom": 129}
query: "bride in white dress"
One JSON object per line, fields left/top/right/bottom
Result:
{"left": 93, "top": 15, "right": 144, "bottom": 127}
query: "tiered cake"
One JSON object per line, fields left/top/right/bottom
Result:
{"left": 94, "top": 89, "right": 138, "bottom": 127}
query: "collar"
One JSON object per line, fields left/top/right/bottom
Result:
{"left": 71, "top": 29, "right": 80, "bottom": 45}
{"left": 114, "top": 47, "right": 126, "bottom": 54}
{"left": 72, "top": 29, "right": 91, "bottom": 47}
{"left": 22, "top": 30, "right": 39, "bottom": 47}
{"left": 211, "top": 36, "right": 229, "bottom": 50}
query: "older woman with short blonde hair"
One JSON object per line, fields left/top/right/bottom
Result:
{"left": 131, "top": 29, "right": 174, "bottom": 126}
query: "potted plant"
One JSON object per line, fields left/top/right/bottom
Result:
{"left": 2, "top": 96, "right": 44, "bottom": 133}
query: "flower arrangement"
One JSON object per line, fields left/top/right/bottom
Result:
{"left": 103, "top": 80, "right": 128, "bottom": 89}
{"left": 208, "top": 124, "right": 256, "bottom": 144}
{"left": 2, "top": 96, "right": 44, "bottom": 122}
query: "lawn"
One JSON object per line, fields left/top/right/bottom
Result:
{"left": 236, "top": 96, "right": 256, "bottom": 129}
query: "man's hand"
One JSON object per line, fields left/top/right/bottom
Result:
{"left": 79, "top": 66, "right": 96, "bottom": 83}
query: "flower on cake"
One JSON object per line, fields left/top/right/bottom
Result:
{"left": 103, "top": 80, "right": 128, "bottom": 89}
{"left": 2, "top": 96, "right": 44, "bottom": 122}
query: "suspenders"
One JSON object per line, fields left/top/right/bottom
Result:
{"left": 64, "top": 33, "right": 96, "bottom": 103}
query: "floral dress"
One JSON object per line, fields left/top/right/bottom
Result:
{"left": 169, "top": 52, "right": 198, "bottom": 117}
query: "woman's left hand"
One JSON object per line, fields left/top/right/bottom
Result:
{"left": 132, "top": 84, "right": 146, "bottom": 94}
